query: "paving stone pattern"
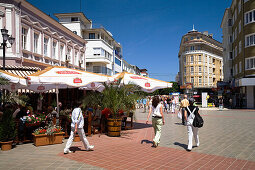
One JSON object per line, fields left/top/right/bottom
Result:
{"left": 1, "top": 108, "right": 255, "bottom": 169}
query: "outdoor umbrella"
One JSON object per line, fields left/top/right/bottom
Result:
{"left": 0, "top": 70, "right": 27, "bottom": 92}
{"left": 111, "top": 72, "right": 172, "bottom": 93}
{"left": 27, "top": 66, "right": 110, "bottom": 116}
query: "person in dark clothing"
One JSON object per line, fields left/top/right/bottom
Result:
{"left": 184, "top": 98, "right": 200, "bottom": 151}
{"left": 16, "top": 106, "right": 27, "bottom": 143}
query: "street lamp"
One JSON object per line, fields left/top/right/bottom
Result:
{"left": 1, "top": 27, "right": 15, "bottom": 70}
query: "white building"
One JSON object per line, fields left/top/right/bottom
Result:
{"left": 55, "top": 13, "right": 123, "bottom": 75}
{"left": 0, "top": 1, "right": 86, "bottom": 70}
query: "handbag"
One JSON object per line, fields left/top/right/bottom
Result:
{"left": 177, "top": 111, "right": 182, "bottom": 119}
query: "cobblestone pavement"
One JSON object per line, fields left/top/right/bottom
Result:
{"left": 0, "top": 108, "right": 255, "bottom": 170}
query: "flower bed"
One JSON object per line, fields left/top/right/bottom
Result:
{"left": 32, "top": 122, "right": 64, "bottom": 146}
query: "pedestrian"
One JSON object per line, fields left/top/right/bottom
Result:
{"left": 64, "top": 101, "right": 94, "bottom": 154}
{"left": 180, "top": 95, "right": 189, "bottom": 125}
{"left": 219, "top": 97, "right": 223, "bottom": 110}
{"left": 143, "top": 98, "right": 147, "bottom": 112}
{"left": 184, "top": 98, "right": 200, "bottom": 151}
{"left": 146, "top": 96, "right": 165, "bottom": 148}
{"left": 171, "top": 96, "right": 176, "bottom": 113}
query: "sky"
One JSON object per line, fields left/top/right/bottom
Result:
{"left": 27, "top": 0, "right": 232, "bottom": 82}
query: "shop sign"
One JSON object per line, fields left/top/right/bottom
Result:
{"left": 130, "top": 76, "right": 147, "bottom": 80}
{"left": 56, "top": 71, "right": 81, "bottom": 74}
{"left": 73, "top": 78, "right": 82, "bottom": 83}
{"left": 37, "top": 85, "right": 45, "bottom": 91}
{"left": 145, "top": 83, "right": 150, "bottom": 87}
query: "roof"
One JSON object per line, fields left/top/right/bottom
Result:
{"left": 54, "top": 12, "right": 92, "bottom": 25}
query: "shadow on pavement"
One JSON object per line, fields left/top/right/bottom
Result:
{"left": 133, "top": 122, "right": 152, "bottom": 130}
{"left": 141, "top": 139, "right": 153, "bottom": 145}
{"left": 70, "top": 146, "right": 86, "bottom": 152}
{"left": 174, "top": 123, "right": 183, "bottom": 125}
{"left": 174, "top": 142, "right": 187, "bottom": 149}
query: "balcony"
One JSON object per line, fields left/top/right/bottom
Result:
{"left": 87, "top": 66, "right": 112, "bottom": 76}
{"left": 86, "top": 55, "right": 111, "bottom": 64}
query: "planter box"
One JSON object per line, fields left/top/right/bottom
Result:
{"left": 73, "top": 135, "right": 80, "bottom": 142}
{"left": 32, "top": 132, "right": 65, "bottom": 147}
{"left": 107, "top": 118, "right": 122, "bottom": 137}
{"left": 0, "top": 141, "right": 13, "bottom": 151}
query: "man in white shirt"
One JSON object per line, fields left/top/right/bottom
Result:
{"left": 64, "top": 102, "right": 94, "bottom": 154}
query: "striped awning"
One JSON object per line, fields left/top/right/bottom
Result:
{"left": 0, "top": 65, "right": 55, "bottom": 93}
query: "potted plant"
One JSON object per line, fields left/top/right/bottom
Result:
{"left": 83, "top": 83, "right": 140, "bottom": 137}
{"left": 32, "top": 121, "right": 64, "bottom": 147}
{"left": 0, "top": 104, "right": 17, "bottom": 151}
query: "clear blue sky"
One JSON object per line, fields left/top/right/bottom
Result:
{"left": 27, "top": 0, "right": 232, "bottom": 82}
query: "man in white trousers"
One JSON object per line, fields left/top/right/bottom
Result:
{"left": 64, "top": 101, "right": 94, "bottom": 154}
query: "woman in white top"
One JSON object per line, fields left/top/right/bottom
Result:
{"left": 146, "top": 96, "right": 165, "bottom": 148}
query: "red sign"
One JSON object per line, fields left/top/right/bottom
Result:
{"left": 37, "top": 85, "right": 45, "bottom": 91}
{"left": 145, "top": 83, "right": 151, "bottom": 87}
{"left": 11, "top": 84, "right": 16, "bottom": 90}
{"left": 56, "top": 71, "right": 81, "bottom": 74}
{"left": 73, "top": 78, "right": 82, "bottom": 83}
{"left": 130, "top": 76, "right": 147, "bottom": 80}
{"left": 91, "top": 82, "right": 95, "bottom": 88}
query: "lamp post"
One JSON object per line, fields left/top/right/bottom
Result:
{"left": 1, "top": 28, "right": 15, "bottom": 70}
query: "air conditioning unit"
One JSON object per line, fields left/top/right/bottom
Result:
{"left": 67, "top": 55, "right": 71, "bottom": 60}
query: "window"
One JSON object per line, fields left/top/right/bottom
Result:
{"left": 198, "top": 55, "right": 201, "bottom": 62}
{"left": 233, "top": 31, "right": 235, "bottom": 41}
{"left": 238, "top": 1, "right": 241, "bottom": 13}
{"left": 199, "top": 77, "right": 202, "bottom": 84}
{"left": 93, "top": 48, "right": 101, "bottom": 55}
{"left": 60, "top": 46, "right": 64, "bottom": 61}
{"left": 71, "top": 17, "right": 78, "bottom": 22}
{"left": 190, "top": 37, "right": 194, "bottom": 40}
{"left": 190, "top": 55, "right": 194, "bottom": 63}
{"left": 239, "top": 41, "right": 242, "bottom": 53}
{"left": 246, "top": 57, "right": 255, "bottom": 70}
{"left": 228, "top": 19, "right": 232, "bottom": 26}
{"left": 22, "top": 28, "right": 27, "bottom": 49}
{"left": 199, "top": 66, "right": 202, "bottom": 73}
{"left": 235, "top": 28, "right": 237, "bottom": 40}
{"left": 44, "top": 37, "right": 48, "bottom": 56}
{"left": 245, "top": 10, "right": 255, "bottom": 25}
{"left": 34, "top": 33, "right": 39, "bottom": 53}
{"left": 245, "top": 33, "right": 255, "bottom": 47}
{"left": 229, "top": 35, "right": 233, "bottom": 43}
{"left": 239, "top": 21, "right": 241, "bottom": 33}
{"left": 229, "top": 52, "right": 233, "bottom": 59}
{"left": 235, "top": 64, "right": 238, "bottom": 75}
{"left": 191, "top": 77, "right": 194, "bottom": 83}
{"left": 73, "top": 31, "right": 77, "bottom": 35}
{"left": 184, "top": 67, "right": 186, "bottom": 73}
{"left": 184, "top": 38, "right": 188, "bottom": 42}
{"left": 190, "top": 66, "right": 194, "bottom": 73}
{"left": 183, "top": 56, "right": 186, "bottom": 64}
{"left": 190, "top": 46, "right": 195, "bottom": 51}
{"left": 239, "top": 62, "right": 242, "bottom": 73}
{"left": 115, "top": 57, "right": 121, "bottom": 66}
{"left": 235, "top": 46, "right": 237, "bottom": 57}
{"left": 89, "top": 33, "right": 95, "bottom": 39}
{"left": 196, "top": 46, "right": 201, "bottom": 50}
{"left": 53, "top": 42, "right": 57, "bottom": 58}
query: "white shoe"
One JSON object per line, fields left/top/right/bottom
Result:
{"left": 64, "top": 150, "right": 72, "bottom": 154}
{"left": 86, "top": 145, "right": 94, "bottom": 151}
{"left": 196, "top": 143, "right": 200, "bottom": 147}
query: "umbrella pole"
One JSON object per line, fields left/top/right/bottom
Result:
{"left": 56, "top": 85, "right": 59, "bottom": 125}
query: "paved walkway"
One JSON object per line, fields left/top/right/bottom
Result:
{"left": 1, "top": 108, "right": 255, "bottom": 169}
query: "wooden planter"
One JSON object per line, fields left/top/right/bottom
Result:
{"left": 107, "top": 118, "right": 122, "bottom": 137}
{"left": 0, "top": 141, "right": 13, "bottom": 151}
{"left": 73, "top": 135, "right": 80, "bottom": 142}
{"left": 32, "top": 132, "right": 65, "bottom": 147}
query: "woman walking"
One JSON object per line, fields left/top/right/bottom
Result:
{"left": 146, "top": 96, "right": 165, "bottom": 148}
{"left": 184, "top": 98, "right": 200, "bottom": 151}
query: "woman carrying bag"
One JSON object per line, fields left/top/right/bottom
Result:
{"left": 146, "top": 96, "right": 165, "bottom": 148}
{"left": 184, "top": 98, "right": 200, "bottom": 151}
